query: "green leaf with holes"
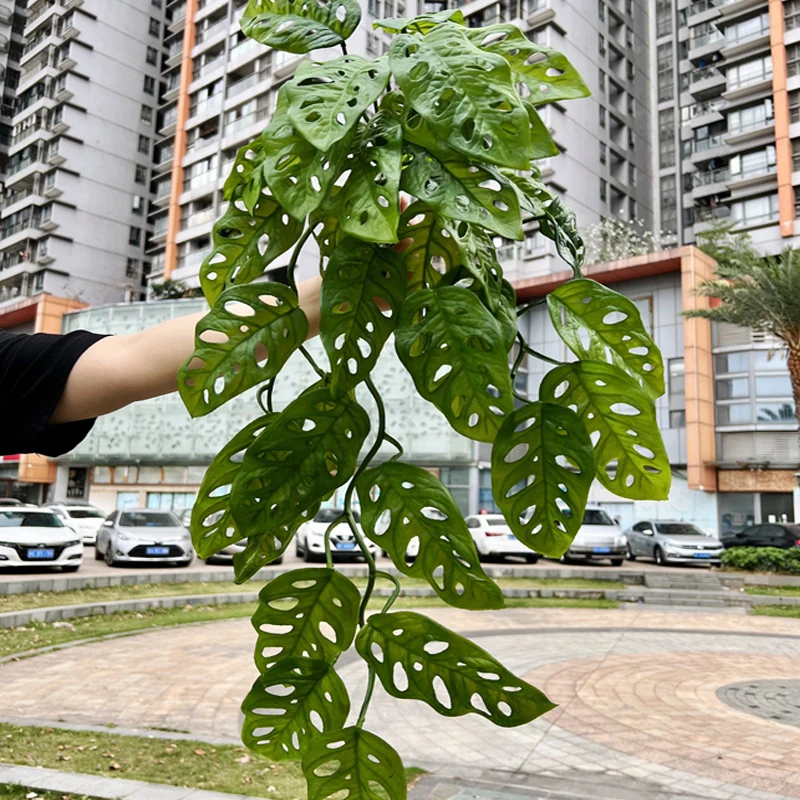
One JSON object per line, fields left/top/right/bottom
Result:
{"left": 262, "top": 95, "right": 350, "bottom": 223}
{"left": 190, "top": 415, "right": 273, "bottom": 559}
{"left": 503, "top": 167, "right": 552, "bottom": 219}
{"left": 329, "top": 107, "right": 403, "bottom": 243}
{"left": 466, "top": 24, "right": 590, "bottom": 105}
{"left": 548, "top": 279, "right": 665, "bottom": 400}
{"left": 252, "top": 567, "right": 361, "bottom": 671}
{"left": 178, "top": 283, "right": 308, "bottom": 418}
{"left": 390, "top": 23, "right": 531, "bottom": 170}
{"left": 538, "top": 196, "right": 585, "bottom": 273}
{"left": 303, "top": 727, "right": 407, "bottom": 800}
{"left": 320, "top": 238, "right": 407, "bottom": 394}
{"left": 284, "top": 55, "right": 390, "bottom": 152}
{"left": 311, "top": 208, "right": 345, "bottom": 258}
{"left": 525, "top": 101, "right": 559, "bottom": 160}
{"left": 401, "top": 143, "right": 523, "bottom": 240}
{"left": 356, "top": 611, "right": 555, "bottom": 725}
{"left": 241, "top": 0, "right": 361, "bottom": 54}
{"left": 374, "top": 9, "right": 465, "bottom": 35}
{"left": 357, "top": 463, "right": 504, "bottom": 610}
{"left": 492, "top": 401, "right": 595, "bottom": 558}
{"left": 497, "top": 279, "right": 518, "bottom": 351}
{"left": 231, "top": 388, "right": 371, "bottom": 535}
{"left": 223, "top": 137, "right": 267, "bottom": 213}
{"left": 539, "top": 361, "right": 670, "bottom": 501}
{"left": 242, "top": 657, "right": 350, "bottom": 761}
{"left": 395, "top": 286, "right": 514, "bottom": 442}
{"left": 200, "top": 191, "right": 303, "bottom": 306}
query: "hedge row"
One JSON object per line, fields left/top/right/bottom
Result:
{"left": 721, "top": 547, "right": 800, "bottom": 574}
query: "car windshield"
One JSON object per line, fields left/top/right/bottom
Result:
{"left": 313, "top": 508, "right": 361, "bottom": 523}
{"left": 485, "top": 516, "right": 508, "bottom": 526}
{"left": 119, "top": 512, "right": 179, "bottom": 527}
{"left": 67, "top": 508, "right": 105, "bottom": 519}
{"left": 583, "top": 509, "right": 615, "bottom": 525}
{"left": 656, "top": 523, "right": 704, "bottom": 536}
{"left": 0, "top": 511, "right": 63, "bottom": 528}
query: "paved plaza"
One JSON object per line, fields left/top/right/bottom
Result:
{"left": 1, "top": 607, "right": 799, "bottom": 799}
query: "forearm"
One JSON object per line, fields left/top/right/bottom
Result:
{"left": 50, "top": 274, "right": 323, "bottom": 424}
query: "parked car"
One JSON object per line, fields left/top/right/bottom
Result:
{"left": 465, "top": 514, "right": 539, "bottom": 563}
{"left": 296, "top": 508, "right": 377, "bottom": 562}
{"left": 627, "top": 520, "right": 724, "bottom": 566}
{"left": 0, "top": 498, "right": 27, "bottom": 507}
{"left": 561, "top": 507, "right": 628, "bottom": 565}
{"left": 0, "top": 507, "right": 83, "bottom": 571}
{"left": 96, "top": 508, "right": 194, "bottom": 567}
{"left": 45, "top": 501, "right": 106, "bottom": 545}
{"left": 721, "top": 523, "right": 800, "bottom": 550}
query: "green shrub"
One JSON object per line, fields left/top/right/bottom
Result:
{"left": 721, "top": 547, "right": 800, "bottom": 574}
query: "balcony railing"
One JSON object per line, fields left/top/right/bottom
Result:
{"left": 8, "top": 151, "right": 42, "bottom": 175}
{"left": 153, "top": 216, "right": 169, "bottom": 236}
{"left": 22, "top": 26, "right": 53, "bottom": 56}
{"left": 183, "top": 168, "right": 218, "bottom": 191}
{"left": 690, "top": 30, "right": 724, "bottom": 48}
{"left": 156, "top": 145, "right": 175, "bottom": 165}
{"left": 197, "top": 16, "right": 229, "bottom": 44}
{"left": 688, "top": 0, "right": 721, "bottom": 15}
{"left": 10, "top": 120, "right": 46, "bottom": 145}
{"left": 729, "top": 165, "right": 776, "bottom": 182}
{"left": 690, "top": 64, "right": 723, "bottom": 83}
{"left": 694, "top": 166, "right": 730, "bottom": 186}
{"left": 726, "top": 23, "right": 770, "bottom": 47}
{"left": 0, "top": 217, "right": 39, "bottom": 240}
{"left": 727, "top": 115, "right": 773, "bottom": 136}
{"left": 176, "top": 250, "right": 207, "bottom": 270}
{"left": 682, "top": 97, "right": 727, "bottom": 123}
{"left": 228, "top": 38, "right": 260, "bottom": 63}
{"left": 694, "top": 132, "right": 726, "bottom": 152}
{"left": 695, "top": 205, "right": 731, "bottom": 223}
{"left": 188, "top": 94, "right": 222, "bottom": 119}
{"left": 0, "top": 184, "right": 39, "bottom": 210}
{"left": 160, "top": 106, "right": 179, "bottom": 131}
{"left": 223, "top": 107, "right": 269, "bottom": 138}
{"left": 194, "top": 54, "right": 225, "bottom": 79}
{"left": 26, "top": 0, "right": 64, "bottom": 28}
{"left": 226, "top": 69, "right": 270, "bottom": 99}
{"left": 155, "top": 180, "right": 172, "bottom": 198}
{"left": 180, "top": 208, "right": 215, "bottom": 230}
{"left": 728, "top": 65, "right": 772, "bottom": 91}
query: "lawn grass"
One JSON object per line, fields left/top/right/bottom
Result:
{"left": 751, "top": 605, "right": 800, "bottom": 618}
{"left": 0, "top": 575, "right": 623, "bottom": 614}
{"left": 744, "top": 585, "right": 800, "bottom": 597}
{"left": 0, "top": 786, "right": 99, "bottom": 800}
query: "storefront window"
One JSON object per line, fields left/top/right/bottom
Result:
{"left": 719, "top": 493, "right": 756, "bottom": 537}
{"left": 439, "top": 467, "right": 470, "bottom": 516}
{"left": 146, "top": 492, "right": 197, "bottom": 511}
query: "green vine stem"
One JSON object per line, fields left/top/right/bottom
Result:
{"left": 355, "top": 669, "right": 376, "bottom": 729}
{"left": 299, "top": 344, "right": 327, "bottom": 379}
{"left": 516, "top": 297, "right": 546, "bottom": 318}
{"left": 286, "top": 226, "right": 314, "bottom": 294}
{"left": 377, "top": 570, "right": 402, "bottom": 612}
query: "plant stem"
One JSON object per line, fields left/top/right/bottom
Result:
{"left": 524, "top": 344, "right": 563, "bottom": 367}
{"left": 377, "top": 570, "right": 402, "bottom": 613}
{"left": 356, "top": 669, "right": 376, "bottom": 729}
{"left": 287, "top": 226, "right": 314, "bottom": 294}
{"left": 517, "top": 297, "right": 545, "bottom": 318}
{"left": 257, "top": 379, "right": 275, "bottom": 415}
{"left": 300, "top": 345, "right": 326, "bottom": 379}
{"left": 384, "top": 433, "right": 404, "bottom": 462}
{"left": 340, "top": 41, "right": 348, "bottom": 55}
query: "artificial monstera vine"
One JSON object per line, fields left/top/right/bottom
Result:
{"left": 179, "top": 5, "right": 669, "bottom": 797}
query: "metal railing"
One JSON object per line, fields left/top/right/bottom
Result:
{"left": 727, "top": 115, "right": 773, "bottom": 136}
{"left": 194, "top": 53, "right": 225, "bottom": 79}
{"left": 223, "top": 107, "right": 269, "bottom": 137}
{"left": 690, "top": 30, "right": 724, "bottom": 48}
{"left": 690, "top": 64, "right": 723, "bottom": 83}
{"left": 0, "top": 217, "right": 39, "bottom": 240}
{"left": 226, "top": 69, "right": 270, "bottom": 99}
{"left": 180, "top": 208, "right": 215, "bottom": 230}
{"left": 8, "top": 151, "right": 42, "bottom": 175}
{"left": 728, "top": 64, "right": 772, "bottom": 90}
{"left": 726, "top": 23, "right": 770, "bottom": 47}
{"left": 695, "top": 205, "right": 731, "bottom": 223}
{"left": 694, "top": 166, "right": 730, "bottom": 186}
{"left": 197, "top": 16, "right": 229, "bottom": 43}
{"left": 694, "top": 132, "right": 726, "bottom": 152}
{"left": 0, "top": 184, "right": 38, "bottom": 209}
{"left": 729, "top": 164, "right": 777, "bottom": 182}
{"left": 188, "top": 94, "right": 222, "bottom": 119}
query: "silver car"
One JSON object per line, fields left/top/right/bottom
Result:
{"left": 96, "top": 508, "right": 194, "bottom": 567}
{"left": 626, "top": 519, "right": 724, "bottom": 566}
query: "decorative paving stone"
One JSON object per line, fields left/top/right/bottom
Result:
{"left": 717, "top": 679, "right": 800, "bottom": 728}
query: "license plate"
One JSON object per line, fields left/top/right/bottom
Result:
{"left": 146, "top": 546, "right": 170, "bottom": 556}
{"left": 694, "top": 552, "right": 711, "bottom": 559}
{"left": 336, "top": 542, "right": 356, "bottom": 550}
{"left": 508, "top": 534, "right": 516, "bottom": 541}
{"left": 28, "top": 549, "right": 55, "bottom": 559}
{"left": 593, "top": 547, "right": 611, "bottom": 554}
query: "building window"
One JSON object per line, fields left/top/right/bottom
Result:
{"left": 135, "top": 164, "right": 148, "bottom": 184}
{"left": 627, "top": 59, "right": 635, "bottom": 80}
{"left": 132, "top": 195, "right": 144, "bottom": 215}
{"left": 599, "top": 34, "right": 605, "bottom": 57}
{"left": 598, "top": 68, "right": 605, "bottom": 93}
{"left": 140, "top": 105, "right": 153, "bottom": 124}
{"left": 149, "top": 17, "right": 160, "bottom": 37}
{"left": 628, "top": 128, "right": 635, "bottom": 150}
{"left": 659, "top": 108, "right": 675, "bottom": 167}
{"left": 669, "top": 359, "right": 685, "bottom": 428}
{"left": 126, "top": 257, "right": 140, "bottom": 278}
{"left": 599, "top": 141, "right": 607, "bottom": 165}
{"left": 657, "top": 43, "right": 673, "bottom": 103}
{"left": 730, "top": 194, "right": 779, "bottom": 227}
{"left": 144, "top": 75, "right": 156, "bottom": 95}
{"left": 628, "top": 162, "right": 636, "bottom": 185}
{"left": 787, "top": 0, "right": 800, "bottom": 31}
{"left": 146, "top": 46, "right": 158, "bottom": 65}
{"left": 146, "top": 492, "right": 197, "bottom": 511}
{"left": 600, "top": 179, "right": 607, "bottom": 202}
{"left": 138, "top": 135, "right": 151, "bottom": 154}
{"left": 33, "top": 271, "right": 45, "bottom": 291}
{"left": 129, "top": 226, "right": 142, "bottom": 247}
{"left": 599, "top": 104, "right": 606, "bottom": 128}
{"left": 656, "top": 0, "right": 671, "bottom": 36}
{"left": 439, "top": 468, "right": 470, "bottom": 516}
{"left": 626, "top": 0, "right": 633, "bottom": 15}
{"left": 728, "top": 54, "right": 773, "bottom": 87}
{"left": 598, "top": 0, "right": 604, "bottom": 21}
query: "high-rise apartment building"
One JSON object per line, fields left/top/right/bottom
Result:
{"left": 656, "top": 0, "right": 800, "bottom": 254}
{"left": 0, "top": 0, "right": 166, "bottom": 308}
{"left": 0, "top": 2, "right": 27, "bottom": 179}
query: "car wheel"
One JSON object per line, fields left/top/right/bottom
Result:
{"left": 303, "top": 548, "right": 318, "bottom": 563}
{"left": 525, "top": 554, "right": 539, "bottom": 564}
{"left": 273, "top": 556, "right": 283, "bottom": 566}
{"left": 654, "top": 546, "right": 668, "bottom": 566}
{"left": 94, "top": 545, "right": 103, "bottom": 561}
{"left": 62, "top": 564, "right": 80, "bottom": 573}
{"left": 295, "top": 537, "right": 303, "bottom": 557}
{"left": 627, "top": 546, "right": 636, "bottom": 561}
{"left": 105, "top": 544, "right": 118, "bottom": 567}
{"left": 609, "top": 558, "right": 624, "bottom": 567}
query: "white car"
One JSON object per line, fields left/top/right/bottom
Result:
{"left": 466, "top": 514, "right": 539, "bottom": 563}
{"left": 45, "top": 502, "right": 105, "bottom": 545}
{"left": 562, "top": 506, "right": 627, "bottom": 565}
{"left": 0, "top": 507, "right": 84, "bottom": 572}
{"left": 296, "top": 508, "right": 378, "bottom": 562}
{"left": 96, "top": 508, "right": 194, "bottom": 567}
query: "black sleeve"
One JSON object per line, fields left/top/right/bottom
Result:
{"left": 0, "top": 329, "right": 109, "bottom": 458}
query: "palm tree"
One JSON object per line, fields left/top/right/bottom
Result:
{"left": 689, "top": 221, "right": 800, "bottom": 427}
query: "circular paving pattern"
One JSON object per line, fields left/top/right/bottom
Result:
{"left": 718, "top": 679, "right": 800, "bottom": 729}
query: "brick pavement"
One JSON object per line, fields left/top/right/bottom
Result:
{"left": 0, "top": 607, "right": 799, "bottom": 799}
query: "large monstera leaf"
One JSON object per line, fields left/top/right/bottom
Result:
{"left": 548, "top": 279, "right": 665, "bottom": 400}
{"left": 466, "top": 25, "right": 590, "bottom": 105}
{"left": 356, "top": 463, "right": 504, "bottom": 610}
{"left": 190, "top": 415, "right": 273, "bottom": 559}
{"left": 179, "top": 283, "right": 308, "bottom": 418}
{"left": 524, "top": 101, "right": 559, "bottom": 160}
{"left": 401, "top": 143, "right": 523, "bottom": 240}
{"left": 395, "top": 286, "right": 514, "bottom": 442}
{"left": 242, "top": 658, "right": 349, "bottom": 761}
{"left": 329, "top": 107, "right": 403, "bottom": 243}
{"left": 374, "top": 9, "right": 464, "bottom": 35}
{"left": 320, "top": 238, "right": 407, "bottom": 394}
{"left": 539, "top": 361, "right": 670, "bottom": 500}
{"left": 390, "top": 23, "right": 531, "bottom": 170}
{"left": 252, "top": 568, "right": 360, "bottom": 671}
{"left": 492, "top": 401, "right": 595, "bottom": 558}
{"left": 284, "top": 55, "right": 390, "bottom": 152}
{"left": 223, "top": 138, "right": 267, "bottom": 214}
{"left": 303, "top": 728, "right": 407, "bottom": 800}
{"left": 356, "top": 612, "right": 555, "bottom": 725}
{"left": 231, "top": 389, "right": 370, "bottom": 535}
{"left": 200, "top": 192, "right": 303, "bottom": 305}
{"left": 241, "top": 0, "right": 361, "bottom": 54}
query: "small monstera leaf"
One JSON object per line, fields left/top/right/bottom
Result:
{"left": 320, "top": 238, "right": 407, "bottom": 394}
{"left": 357, "top": 463, "right": 504, "bottom": 610}
{"left": 242, "top": 658, "right": 350, "bottom": 761}
{"left": 401, "top": 143, "right": 523, "bottom": 240}
{"left": 374, "top": 9, "right": 464, "bottom": 34}
{"left": 548, "top": 279, "right": 665, "bottom": 400}
{"left": 190, "top": 415, "right": 273, "bottom": 559}
{"left": 200, "top": 192, "right": 303, "bottom": 305}
{"left": 356, "top": 612, "right": 555, "bottom": 725}
{"left": 390, "top": 23, "right": 531, "bottom": 170}
{"left": 311, "top": 210, "right": 345, "bottom": 259}
{"left": 223, "top": 138, "right": 266, "bottom": 213}
{"left": 329, "top": 107, "right": 403, "bottom": 243}
{"left": 241, "top": 0, "right": 361, "bottom": 54}
{"left": 395, "top": 286, "right": 514, "bottom": 442}
{"left": 303, "top": 727, "right": 407, "bottom": 800}
{"left": 540, "top": 361, "right": 670, "bottom": 500}
{"left": 524, "top": 101, "right": 559, "bottom": 160}
{"left": 284, "top": 55, "right": 390, "bottom": 152}
{"left": 231, "top": 388, "right": 371, "bottom": 535}
{"left": 504, "top": 168, "right": 552, "bottom": 219}
{"left": 466, "top": 24, "right": 590, "bottom": 105}
{"left": 262, "top": 95, "right": 350, "bottom": 223}
{"left": 252, "top": 568, "right": 361, "bottom": 671}
{"left": 492, "top": 401, "right": 595, "bottom": 558}
{"left": 537, "top": 196, "right": 585, "bottom": 274}
{"left": 179, "top": 283, "right": 308, "bottom": 418}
